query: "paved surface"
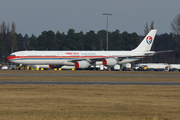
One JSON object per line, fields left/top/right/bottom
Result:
{"left": 1, "top": 73, "right": 180, "bottom": 85}
{"left": 1, "top": 74, "right": 180, "bottom": 77}
{"left": 0, "top": 81, "right": 180, "bottom": 85}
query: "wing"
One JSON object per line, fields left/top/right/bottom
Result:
{"left": 68, "top": 56, "right": 133, "bottom": 64}
{"left": 68, "top": 57, "right": 108, "bottom": 63}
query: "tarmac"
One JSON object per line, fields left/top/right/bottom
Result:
{"left": 0, "top": 73, "right": 180, "bottom": 85}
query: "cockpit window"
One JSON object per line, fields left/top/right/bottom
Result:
{"left": 9, "top": 54, "right": 16, "bottom": 56}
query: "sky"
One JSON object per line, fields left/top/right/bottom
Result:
{"left": 0, "top": 0, "right": 179, "bottom": 37}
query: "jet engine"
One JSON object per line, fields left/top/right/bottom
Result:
{"left": 103, "top": 58, "right": 117, "bottom": 66}
{"left": 75, "top": 61, "right": 90, "bottom": 69}
{"left": 49, "top": 65, "right": 53, "bottom": 68}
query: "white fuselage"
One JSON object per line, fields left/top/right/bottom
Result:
{"left": 7, "top": 50, "right": 146, "bottom": 65}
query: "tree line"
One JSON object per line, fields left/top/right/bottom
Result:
{"left": 0, "top": 17, "right": 180, "bottom": 64}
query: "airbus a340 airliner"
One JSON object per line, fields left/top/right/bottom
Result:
{"left": 7, "top": 29, "right": 172, "bottom": 69}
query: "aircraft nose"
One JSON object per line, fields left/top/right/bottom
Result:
{"left": 7, "top": 56, "right": 11, "bottom": 61}
{"left": 7, "top": 55, "right": 14, "bottom": 61}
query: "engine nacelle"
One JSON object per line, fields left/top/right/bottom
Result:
{"left": 49, "top": 65, "right": 53, "bottom": 68}
{"left": 75, "top": 61, "right": 90, "bottom": 69}
{"left": 103, "top": 58, "right": 117, "bottom": 66}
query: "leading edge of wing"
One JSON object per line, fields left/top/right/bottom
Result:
{"left": 68, "top": 55, "right": 143, "bottom": 63}
{"left": 68, "top": 57, "right": 111, "bottom": 63}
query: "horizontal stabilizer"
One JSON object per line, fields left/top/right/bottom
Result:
{"left": 154, "top": 50, "right": 174, "bottom": 54}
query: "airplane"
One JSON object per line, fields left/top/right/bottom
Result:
{"left": 7, "top": 29, "right": 173, "bottom": 69}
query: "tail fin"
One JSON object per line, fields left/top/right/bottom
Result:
{"left": 132, "top": 29, "right": 157, "bottom": 52}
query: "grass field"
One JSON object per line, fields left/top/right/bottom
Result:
{"left": 0, "top": 70, "right": 180, "bottom": 120}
